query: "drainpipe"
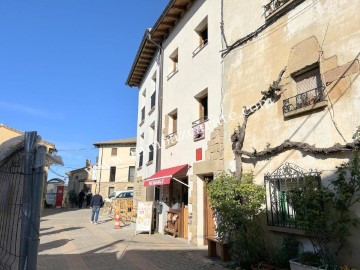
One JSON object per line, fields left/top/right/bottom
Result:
{"left": 146, "top": 29, "right": 164, "bottom": 176}
{"left": 146, "top": 29, "right": 164, "bottom": 232}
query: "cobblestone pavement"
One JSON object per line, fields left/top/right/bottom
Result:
{"left": 37, "top": 208, "right": 228, "bottom": 270}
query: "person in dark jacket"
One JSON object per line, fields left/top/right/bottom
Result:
{"left": 78, "top": 190, "right": 86, "bottom": 209}
{"left": 90, "top": 193, "right": 103, "bottom": 224}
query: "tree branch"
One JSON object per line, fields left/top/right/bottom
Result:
{"left": 236, "top": 140, "right": 360, "bottom": 158}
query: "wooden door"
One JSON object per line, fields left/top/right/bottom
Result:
{"left": 203, "top": 187, "right": 215, "bottom": 244}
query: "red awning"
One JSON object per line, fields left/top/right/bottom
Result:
{"left": 144, "top": 164, "right": 188, "bottom": 187}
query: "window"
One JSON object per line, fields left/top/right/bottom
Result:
{"left": 165, "top": 109, "right": 178, "bottom": 148}
{"left": 283, "top": 65, "right": 325, "bottom": 115}
{"left": 139, "top": 151, "right": 143, "bottom": 167}
{"left": 130, "top": 148, "right": 136, "bottom": 156}
{"left": 168, "top": 49, "right": 178, "bottom": 80}
{"left": 193, "top": 17, "right": 208, "bottom": 56}
{"left": 110, "top": 167, "right": 116, "bottom": 182}
{"left": 140, "top": 107, "right": 145, "bottom": 122}
{"left": 111, "top": 148, "right": 117, "bottom": 156}
{"left": 199, "top": 94, "right": 208, "bottom": 121}
{"left": 150, "top": 91, "right": 156, "bottom": 108}
{"left": 170, "top": 111, "right": 177, "bottom": 134}
{"left": 264, "top": 163, "right": 321, "bottom": 228}
{"left": 108, "top": 187, "right": 114, "bottom": 197}
{"left": 128, "top": 166, "right": 135, "bottom": 182}
{"left": 148, "top": 144, "right": 154, "bottom": 163}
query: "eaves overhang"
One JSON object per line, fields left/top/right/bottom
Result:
{"left": 126, "top": 0, "right": 196, "bottom": 88}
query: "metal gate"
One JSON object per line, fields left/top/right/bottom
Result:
{"left": 0, "top": 132, "right": 62, "bottom": 270}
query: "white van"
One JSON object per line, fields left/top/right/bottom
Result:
{"left": 105, "top": 190, "right": 133, "bottom": 202}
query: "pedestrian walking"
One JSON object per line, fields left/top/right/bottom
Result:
{"left": 90, "top": 192, "right": 103, "bottom": 224}
{"left": 86, "top": 191, "right": 92, "bottom": 208}
{"left": 78, "top": 190, "right": 86, "bottom": 209}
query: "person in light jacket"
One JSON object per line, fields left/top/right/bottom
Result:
{"left": 90, "top": 192, "right": 103, "bottom": 224}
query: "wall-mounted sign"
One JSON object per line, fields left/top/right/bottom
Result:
{"left": 193, "top": 123, "right": 205, "bottom": 141}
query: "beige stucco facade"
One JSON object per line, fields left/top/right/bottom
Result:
{"left": 222, "top": 0, "right": 360, "bottom": 265}
{"left": 93, "top": 138, "right": 136, "bottom": 199}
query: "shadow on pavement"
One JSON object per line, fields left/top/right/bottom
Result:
{"left": 38, "top": 248, "right": 226, "bottom": 270}
{"left": 38, "top": 239, "right": 74, "bottom": 253}
{"left": 40, "top": 226, "right": 83, "bottom": 237}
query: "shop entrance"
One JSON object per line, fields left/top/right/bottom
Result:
{"left": 165, "top": 177, "right": 189, "bottom": 239}
{"left": 203, "top": 175, "right": 215, "bottom": 244}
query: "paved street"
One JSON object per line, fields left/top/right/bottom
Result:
{"left": 38, "top": 208, "right": 228, "bottom": 270}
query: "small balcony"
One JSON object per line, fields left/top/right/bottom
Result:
{"left": 192, "top": 117, "right": 208, "bottom": 142}
{"left": 264, "top": 0, "right": 304, "bottom": 19}
{"left": 165, "top": 132, "right": 178, "bottom": 148}
{"left": 283, "top": 87, "right": 327, "bottom": 117}
{"left": 167, "top": 68, "right": 178, "bottom": 80}
{"left": 192, "top": 40, "right": 208, "bottom": 57}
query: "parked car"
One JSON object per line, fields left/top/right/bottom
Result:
{"left": 105, "top": 190, "right": 133, "bottom": 202}
{"left": 116, "top": 191, "right": 133, "bottom": 199}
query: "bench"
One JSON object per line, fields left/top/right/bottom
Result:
{"left": 205, "top": 236, "right": 231, "bottom": 262}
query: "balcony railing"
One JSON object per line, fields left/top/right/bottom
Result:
{"left": 283, "top": 87, "right": 325, "bottom": 115}
{"left": 192, "top": 40, "right": 208, "bottom": 57}
{"left": 167, "top": 68, "right": 178, "bottom": 80}
{"left": 192, "top": 117, "right": 208, "bottom": 142}
{"left": 192, "top": 116, "right": 208, "bottom": 127}
{"left": 165, "top": 132, "right": 178, "bottom": 140}
{"left": 266, "top": 0, "right": 305, "bottom": 18}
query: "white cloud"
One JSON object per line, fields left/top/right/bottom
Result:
{"left": 0, "top": 102, "right": 62, "bottom": 119}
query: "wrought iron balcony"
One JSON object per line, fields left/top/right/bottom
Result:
{"left": 165, "top": 132, "right": 177, "bottom": 140}
{"left": 192, "top": 117, "right": 208, "bottom": 142}
{"left": 283, "top": 87, "right": 326, "bottom": 115}
{"left": 264, "top": 0, "right": 290, "bottom": 17}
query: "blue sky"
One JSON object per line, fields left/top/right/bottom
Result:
{"left": 0, "top": 0, "right": 168, "bottom": 180}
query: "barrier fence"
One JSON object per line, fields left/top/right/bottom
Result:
{"left": 0, "top": 132, "right": 62, "bottom": 270}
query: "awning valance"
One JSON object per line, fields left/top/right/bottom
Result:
{"left": 144, "top": 164, "right": 188, "bottom": 187}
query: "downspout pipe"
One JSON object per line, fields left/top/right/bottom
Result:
{"left": 146, "top": 29, "right": 164, "bottom": 174}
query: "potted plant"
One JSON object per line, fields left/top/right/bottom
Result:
{"left": 289, "top": 252, "right": 324, "bottom": 270}
{"left": 274, "top": 236, "right": 300, "bottom": 269}
{"left": 206, "top": 172, "right": 267, "bottom": 269}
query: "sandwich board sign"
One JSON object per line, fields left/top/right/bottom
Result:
{"left": 135, "top": 201, "right": 153, "bottom": 235}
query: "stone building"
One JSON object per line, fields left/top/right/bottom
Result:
{"left": 93, "top": 138, "right": 136, "bottom": 199}
{"left": 66, "top": 159, "right": 93, "bottom": 196}
{"left": 221, "top": 0, "right": 360, "bottom": 265}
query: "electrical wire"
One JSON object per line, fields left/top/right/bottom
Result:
{"left": 222, "top": 0, "right": 320, "bottom": 57}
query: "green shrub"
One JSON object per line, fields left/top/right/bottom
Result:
{"left": 206, "top": 172, "right": 266, "bottom": 268}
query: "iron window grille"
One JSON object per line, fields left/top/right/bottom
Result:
{"left": 264, "top": 163, "right": 321, "bottom": 228}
